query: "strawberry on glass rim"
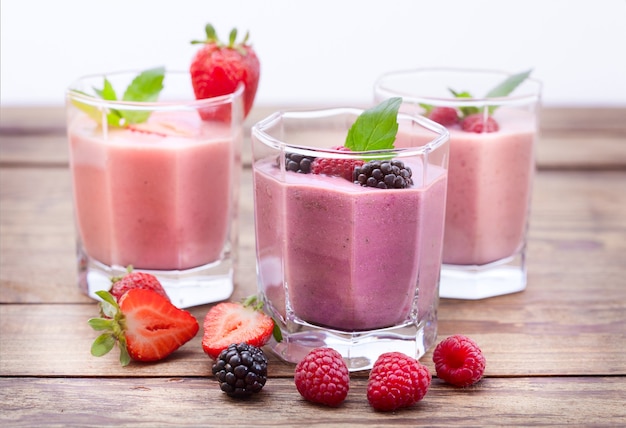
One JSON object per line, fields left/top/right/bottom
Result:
{"left": 190, "top": 23, "right": 260, "bottom": 120}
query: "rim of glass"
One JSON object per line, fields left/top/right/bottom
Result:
{"left": 66, "top": 69, "right": 244, "bottom": 111}
{"left": 252, "top": 107, "right": 449, "bottom": 159}
{"left": 374, "top": 67, "right": 542, "bottom": 108}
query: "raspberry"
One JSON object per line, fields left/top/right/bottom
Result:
{"left": 428, "top": 106, "right": 459, "bottom": 126}
{"left": 461, "top": 113, "right": 499, "bottom": 133}
{"left": 294, "top": 347, "right": 350, "bottom": 407}
{"left": 311, "top": 146, "right": 363, "bottom": 181}
{"left": 432, "top": 335, "right": 486, "bottom": 387}
{"left": 366, "top": 352, "right": 431, "bottom": 412}
{"left": 354, "top": 159, "right": 413, "bottom": 189}
{"left": 212, "top": 343, "right": 268, "bottom": 397}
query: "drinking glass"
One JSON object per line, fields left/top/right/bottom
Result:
{"left": 251, "top": 107, "right": 449, "bottom": 370}
{"left": 66, "top": 70, "right": 243, "bottom": 308}
{"left": 375, "top": 68, "right": 542, "bottom": 299}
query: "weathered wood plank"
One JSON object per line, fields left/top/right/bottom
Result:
{"left": 1, "top": 296, "right": 623, "bottom": 378}
{"left": 1, "top": 377, "right": 624, "bottom": 427}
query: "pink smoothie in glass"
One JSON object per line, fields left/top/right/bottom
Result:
{"left": 443, "top": 109, "right": 536, "bottom": 266}
{"left": 68, "top": 110, "right": 237, "bottom": 271}
{"left": 254, "top": 157, "right": 447, "bottom": 332}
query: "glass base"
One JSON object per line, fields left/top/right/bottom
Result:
{"left": 78, "top": 253, "right": 234, "bottom": 308}
{"left": 267, "top": 316, "right": 436, "bottom": 372}
{"left": 440, "top": 252, "right": 526, "bottom": 300}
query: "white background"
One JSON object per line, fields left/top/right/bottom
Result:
{"left": 1, "top": 0, "right": 625, "bottom": 107}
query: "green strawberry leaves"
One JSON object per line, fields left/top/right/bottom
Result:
{"left": 345, "top": 97, "right": 401, "bottom": 152}
{"left": 70, "top": 66, "right": 165, "bottom": 128}
{"left": 191, "top": 23, "right": 250, "bottom": 55}
{"left": 88, "top": 290, "right": 131, "bottom": 367}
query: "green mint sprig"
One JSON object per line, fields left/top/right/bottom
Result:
{"left": 421, "top": 69, "right": 532, "bottom": 118}
{"left": 345, "top": 97, "right": 401, "bottom": 152}
{"left": 71, "top": 66, "right": 165, "bottom": 127}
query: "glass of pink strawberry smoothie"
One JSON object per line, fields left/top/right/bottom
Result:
{"left": 66, "top": 70, "right": 244, "bottom": 308}
{"left": 375, "top": 68, "right": 542, "bottom": 299}
{"left": 251, "top": 107, "right": 449, "bottom": 370}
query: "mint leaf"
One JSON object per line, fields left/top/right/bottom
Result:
{"left": 485, "top": 69, "right": 532, "bottom": 114}
{"left": 121, "top": 67, "right": 165, "bottom": 124}
{"left": 447, "top": 88, "right": 480, "bottom": 117}
{"left": 122, "top": 67, "right": 165, "bottom": 102}
{"left": 345, "top": 97, "right": 401, "bottom": 152}
{"left": 449, "top": 88, "right": 472, "bottom": 99}
{"left": 70, "top": 91, "right": 106, "bottom": 125}
{"left": 71, "top": 67, "right": 165, "bottom": 128}
{"left": 446, "top": 69, "right": 533, "bottom": 117}
{"left": 94, "top": 78, "right": 118, "bottom": 100}
{"left": 486, "top": 69, "right": 532, "bottom": 98}
{"left": 419, "top": 103, "right": 434, "bottom": 115}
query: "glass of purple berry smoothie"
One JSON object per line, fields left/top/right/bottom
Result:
{"left": 375, "top": 68, "right": 542, "bottom": 299}
{"left": 251, "top": 99, "right": 449, "bottom": 370}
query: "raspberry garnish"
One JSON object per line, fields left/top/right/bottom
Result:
{"left": 428, "top": 106, "right": 459, "bottom": 126}
{"left": 366, "top": 352, "right": 431, "bottom": 412}
{"left": 310, "top": 146, "right": 364, "bottom": 181}
{"left": 294, "top": 347, "right": 350, "bottom": 407}
{"left": 461, "top": 113, "right": 499, "bottom": 133}
{"left": 432, "top": 335, "right": 486, "bottom": 387}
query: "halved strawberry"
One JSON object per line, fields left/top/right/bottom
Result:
{"left": 109, "top": 270, "right": 169, "bottom": 302}
{"left": 202, "top": 297, "right": 274, "bottom": 359}
{"left": 88, "top": 290, "right": 199, "bottom": 366}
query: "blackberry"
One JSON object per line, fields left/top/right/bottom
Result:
{"left": 354, "top": 159, "right": 413, "bottom": 189}
{"left": 212, "top": 343, "right": 268, "bottom": 398}
{"left": 284, "top": 152, "right": 315, "bottom": 173}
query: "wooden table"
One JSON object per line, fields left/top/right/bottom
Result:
{"left": 1, "top": 106, "right": 625, "bottom": 426}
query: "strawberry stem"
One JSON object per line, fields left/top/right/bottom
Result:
{"left": 242, "top": 294, "right": 264, "bottom": 311}
{"left": 190, "top": 23, "right": 251, "bottom": 55}
{"left": 88, "top": 290, "right": 131, "bottom": 366}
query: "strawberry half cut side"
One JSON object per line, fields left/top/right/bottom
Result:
{"left": 202, "top": 301, "right": 274, "bottom": 360}
{"left": 88, "top": 290, "right": 199, "bottom": 366}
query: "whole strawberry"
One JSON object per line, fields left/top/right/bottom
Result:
{"left": 88, "top": 290, "right": 199, "bottom": 366}
{"left": 367, "top": 352, "right": 431, "bottom": 412}
{"left": 190, "top": 23, "right": 260, "bottom": 120}
{"left": 294, "top": 347, "right": 350, "bottom": 407}
{"left": 109, "top": 270, "right": 169, "bottom": 302}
